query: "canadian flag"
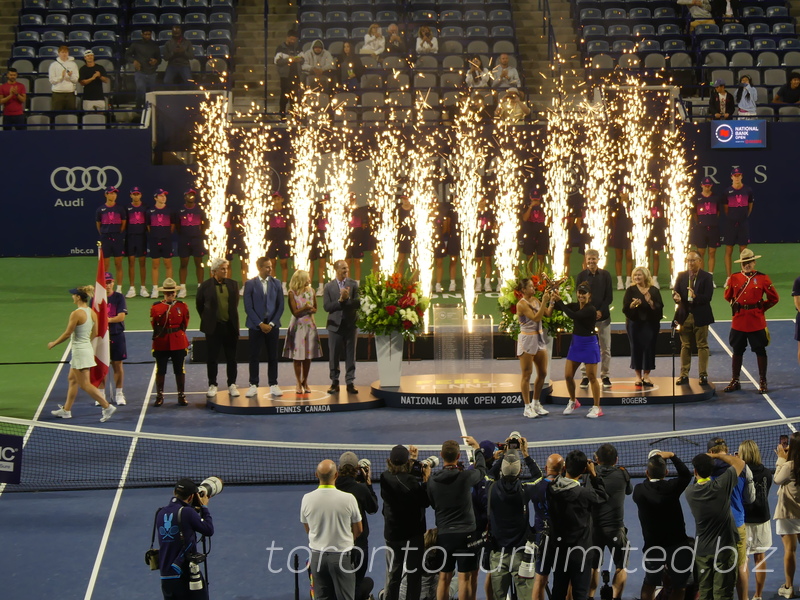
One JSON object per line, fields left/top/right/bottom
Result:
{"left": 90, "top": 247, "right": 109, "bottom": 388}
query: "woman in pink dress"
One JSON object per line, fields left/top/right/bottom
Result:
{"left": 282, "top": 269, "right": 322, "bottom": 394}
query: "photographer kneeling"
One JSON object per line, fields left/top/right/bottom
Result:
{"left": 155, "top": 478, "right": 215, "bottom": 599}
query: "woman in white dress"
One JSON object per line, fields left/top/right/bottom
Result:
{"left": 516, "top": 278, "right": 551, "bottom": 419}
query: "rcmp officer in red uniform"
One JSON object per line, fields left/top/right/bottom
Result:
{"left": 723, "top": 249, "right": 779, "bottom": 394}
{"left": 150, "top": 277, "right": 190, "bottom": 407}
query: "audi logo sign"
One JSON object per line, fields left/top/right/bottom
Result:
{"left": 50, "top": 166, "right": 123, "bottom": 193}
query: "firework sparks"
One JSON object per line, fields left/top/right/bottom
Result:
{"left": 193, "top": 93, "right": 232, "bottom": 261}
{"left": 235, "top": 120, "right": 271, "bottom": 278}
{"left": 323, "top": 127, "right": 355, "bottom": 276}
{"left": 493, "top": 121, "right": 524, "bottom": 285}
{"left": 370, "top": 126, "right": 405, "bottom": 274}
{"left": 662, "top": 124, "right": 694, "bottom": 285}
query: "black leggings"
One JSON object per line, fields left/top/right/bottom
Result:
{"left": 153, "top": 349, "right": 187, "bottom": 376}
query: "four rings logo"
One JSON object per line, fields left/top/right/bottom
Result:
{"left": 51, "top": 166, "right": 123, "bottom": 192}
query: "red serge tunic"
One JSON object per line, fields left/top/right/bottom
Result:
{"left": 150, "top": 300, "right": 190, "bottom": 351}
{"left": 724, "top": 272, "right": 779, "bottom": 332}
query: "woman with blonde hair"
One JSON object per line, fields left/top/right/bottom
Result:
{"left": 361, "top": 23, "right": 385, "bottom": 56}
{"left": 739, "top": 439, "right": 772, "bottom": 600}
{"left": 282, "top": 270, "right": 322, "bottom": 394}
{"left": 48, "top": 285, "right": 117, "bottom": 422}
{"left": 775, "top": 431, "right": 800, "bottom": 599}
{"left": 416, "top": 25, "right": 438, "bottom": 54}
{"left": 622, "top": 266, "right": 663, "bottom": 387}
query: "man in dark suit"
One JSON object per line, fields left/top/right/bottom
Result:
{"left": 672, "top": 251, "right": 715, "bottom": 385}
{"left": 243, "top": 257, "right": 285, "bottom": 399}
{"left": 323, "top": 260, "right": 360, "bottom": 394}
{"left": 196, "top": 257, "right": 240, "bottom": 398}
{"left": 709, "top": 79, "right": 734, "bottom": 120}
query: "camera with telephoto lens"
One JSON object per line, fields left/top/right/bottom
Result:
{"left": 187, "top": 552, "right": 206, "bottom": 591}
{"left": 410, "top": 455, "right": 440, "bottom": 478}
{"left": 191, "top": 476, "right": 223, "bottom": 509}
{"left": 356, "top": 458, "right": 371, "bottom": 483}
{"left": 498, "top": 431, "right": 523, "bottom": 452}
{"left": 517, "top": 540, "right": 537, "bottom": 579}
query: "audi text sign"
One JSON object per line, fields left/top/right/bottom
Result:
{"left": 0, "top": 434, "right": 23, "bottom": 484}
{"left": 710, "top": 120, "right": 767, "bottom": 149}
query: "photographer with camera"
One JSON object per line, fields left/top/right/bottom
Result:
{"left": 335, "top": 452, "right": 378, "bottom": 599}
{"left": 380, "top": 444, "right": 433, "bottom": 600}
{"left": 487, "top": 433, "right": 542, "bottom": 481}
{"left": 154, "top": 478, "right": 215, "bottom": 599}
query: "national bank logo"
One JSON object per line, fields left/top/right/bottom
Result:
{"left": 0, "top": 434, "right": 23, "bottom": 484}
{"left": 50, "top": 166, "right": 123, "bottom": 192}
{"left": 714, "top": 124, "right": 734, "bottom": 144}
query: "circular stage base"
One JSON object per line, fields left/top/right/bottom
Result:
{"left": 548, "top": 377, "right": 716, "bottom": 406}
{"left": 207, "top": 384, "right": 382, "bottom": 415}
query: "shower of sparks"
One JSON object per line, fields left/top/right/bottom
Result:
{"left": 493, "top": 121, "right": 524, "bottom": 285}
{"left": 323, "top": 127, "right": 355, "bottom": 277}
{"left": 235, "top": 121, "right": 271, "bottom": 278}
{"left": 370, "top": 126, "right": 405, "bottom": 274}
{"left": 286, "top": 90, "right": 324, "bottom": 271}
{"left": 193, "top": 93, "right": 231, "bottom": 261}
{"left": 450, "top": 101, "right": 487, "bottom": 321}
{"left": 662, "top": 125, "right": 694, "bottom": 286}
{"left": 578, "top": 99, "right": 614, "bottom": 268}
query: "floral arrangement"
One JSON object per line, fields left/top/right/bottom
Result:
{"left": 357, "top": 272, "right": 431, "bottom": 342}
{"left": 498, "top": 264, "right": 575, "bottom": 340}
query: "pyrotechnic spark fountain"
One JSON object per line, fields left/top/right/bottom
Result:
{"left": 323, "top": 128, "right": 355, "bottom": 276}
{"left": 286, "top": 90, "right": 324, "bottom": 271}
{"left": 450, "top": 101, "right": 487, "bottom": 321}
{"left": 235, "top": 121, "right": 271, "bottom": 278}
{"left": 193, "top": 93, "right": 232, "bottom": 261}
{"left": 369, "top": 126, "right": 405, "bottom": 274}
{"left": 493, "top": 122, "right": 524, "bottom": 285}
{"left": 662, "top": 124, "right": 694, "bottom": 286}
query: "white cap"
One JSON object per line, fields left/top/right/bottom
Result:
{"left": 648, "top": 449, "right": 662, "bottom": 459}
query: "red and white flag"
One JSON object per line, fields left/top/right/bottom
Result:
{"left": 90, "top": 247, "right": 109, "bottom": 388}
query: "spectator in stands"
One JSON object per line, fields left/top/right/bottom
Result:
{"left": 79, "top": 50, "right": 109, "bottom": 112}
{"left": 301, "top": 459, "right": 363, "bottom": 600}
{"left": 126, "top": 28, "right": 161, "bottom": 109}
{"left": 736, "top": 75, "right": 757, "bottom": 117}
{"left": 673, "top": 251, "right": 715, "bottom": 386}
{"left": 427, "top": 436, "right": 486, "bottom": 600}
{"left": 588, "top": 444, "right": 632, "bottom": 600}
{"left": 196, "top": 258, "right": 241, "bottom": 399}
{"left": 775, "top": 432, "right": 800, "bottom": 600}
{"left": 494, "top": 88, "right": 530, "bottom": 123}
{"left": 302, "top": 39, "right": 335, "bottom": 94}
{"left": 416, "top": 25, "right": 438, "bottom": 55}
{"left": 491, "top": 53, "right": 520, "bottom": 90}
{"left": 709, "top": 78, "right": 734, "bottom": 120}
{"left": 622, "top": 266, "right": 663, "bottom": 388}
{"left": 49, "top": 45, "right": 79, "bottom": 112}
{"left": 162, "top": 25, "right": 194, "bottom": 88}
{"left": 774, "top": 73, "right": 800, "bottom": 105}
{"left": 685, "top": 451, "right": 745, "bottom": 600}
{"left": 338, "top": 42, "right": 364, "bottom": 92}
{"left": 385, "top": 24, "right": 407, "bottom": 55}
{"left": 546, "top": 449, "right": 608, "bottom": 600}
{"left": 274, "top": 30, "right": 304, "bottom": 118}
{"left": 739, "top": 440, "right": 772, "bottom": 600}
{"left": 633, "top": 450, "right": 693, "bottom": 600}
{"left": 677, "top": 0, "right": 715, "bottom": 32}
{"left": 710, "top": 0, "right": 738, "bottom": 23}
{"left": 361, "top": 23, "right": 385, "bottom": 57}
{"left": 380, "top": 444, "right": 430, "bottom": 600}
{"left": 0, "top": 68, "right": 26, "bottom": 130}
{"left": 466, "top": 56, "right": 490, "bottom": 88}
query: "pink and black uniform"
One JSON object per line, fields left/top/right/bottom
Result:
{"left": 609, "top": 194, "right": 631, "bottom": 250}
{"left": 521, "top": 192, "right": 549, "bottom": 257}
{"left": 268, "top": 200, "right": 292, "bottom": 259}
{"left": 147, "top": 194, "right": 174, "bottom": 259}
{"left": 176, "top": 195, "right": 206, "bottom": 258}
{"left": 434, "top": 202, "right": 460, "bottom": 258}
{"left": 723, "top": 173, "right": 754, "bottom": 246}
{"left": 106, "top": 282, "right": 128, "bottom": 361}
{"left": 476, "top": 206, "right": 495, "bottom": 258}
{"left": 691, "top": 179, "right": 722, "bottom": 249}
{"left": 309, "top": 198, "right": 329, "bottom": 262}
{"left": 647, "top": 198, "right": 667, "bottom": 253}
{"left": 347, "top": 204, "right": 369, "bottom": 259}
{"left": 96, "top": 187, "right": 126, "bottom": 257}
{"left": 125, "top": 186, "right": 148, "bottom": 257}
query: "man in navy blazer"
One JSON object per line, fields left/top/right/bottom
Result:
{"left": 672, "top": 251, "right": 715, "bottom": 385}
{"left": 323, "top": 260, "right": 360, "bottom": 394}
{"left": 244, "top": 257, "right": 285, "bottom": 398}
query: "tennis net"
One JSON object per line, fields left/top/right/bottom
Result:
{"left": 0, "top": 415, "right": 796, "bottom": 492}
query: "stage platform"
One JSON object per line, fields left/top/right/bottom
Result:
{"left": 206, "top": 384, "right": 382, "bottom": 415}
{"left": 549, "top": 377, "right": 716, "bottom": 406}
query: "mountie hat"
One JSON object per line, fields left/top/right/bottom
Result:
{"left": 175, "top": 478, "right": 199, "bottom": 496}
{"left": 501, "top": 451, "right": 521, "bottom": 477}
{"left": 701, "top": 177, "right": 714, "bottom": 185}
{"left": 731, "top": 167, "right": 743, "bottom": 176}
{"left": 734, "top": 248, "right": 762, "bottom": 263}
{"left": 158, "top": 277, "right": 178, "bottom": 292}
{"left": 104, "top": 272, "right": 114, "bottom": 282}
{"left": 339, "top": 451, "right": 359, "bottom": 469}
{"left": 389, "top": 445, "right": 410, "bottom": 465}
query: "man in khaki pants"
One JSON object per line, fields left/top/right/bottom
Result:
{"left": 672, "top": 251, "right": 715, "bottom": 386}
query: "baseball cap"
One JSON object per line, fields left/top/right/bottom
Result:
{"left": 154, "top": 188, "right": 169, "bottom": 196}
{"left": 478, "top": 440, "right": 495, "bottom": 461}
{"left": 701, "top": 177, "right": 713, "bottom": 185}
{"left": 184, "top": 188, "right": 197, "bottom": 196}
{"left": 104, "top": 272, "right": 114, "bottom": 282}
{"left": 68, "top": 288, "right": 81, "bottom": 295}
{"left": 175, "top": 478, "right": 199, "bottom": 496}
{"left": 577, "top": 282, "right": 591, "bottom": 294}
{"left": 731, "top": 167, "right": 743, "bottom": 176}
{"left": 707, "top": 436, "right": 726, "bottom": 451}
{"left": 648, "top": 449, "right": 662, "bottom": 459}
{"left": 530, "top": 189, "right": 541, "bottom": 198}
{"left": 389, "top": 445, "right": 410, "bottom": 465}
{"left": 501, "top": 451, "right": 521, "bottom": 477}
{"left": 83, "top": 49, "right": 94, "bottom": 56}
{"left": 713, "top": 78, "right": 725, "bottom": 87}
{"left": 339, "top": 451, "right": 359, "bottom": 469}
{"left": 105, "top": 186, "right": 118, "bottom": 193}
{"left": 130, "top": 186, "right": 142, "bottom": 194}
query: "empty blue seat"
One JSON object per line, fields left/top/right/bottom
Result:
{"left": 722, "top": 23, "right": 745, "bottom": 36}
{"left": 583, "top": 25, "right": 606, "bottom": 40}
{"left": 637, "top": 39, "right": 660, "bottom": 53}
{"left": 773, "top": 23, "right": 795, "bottom": 37}
{"left": 466, "top": 25, "right": 488, "bottom": 38}
{"left": 90, "top": 45, "right": 113, "bottom": 57}
{"left": 20, "top": 14, "right": 44, "bottom": 25}
{"left": 42, "top": 30, "right": 66, "bottom": 42}
{"left": 656, "top": 23, "right": 681, "bottom": 39}
{"left": 440, "top": 9, "right": 461, "bottom": 22}
{"left": 608, "top": 24, "right": 631, "bottom": 38}
{"left": 22, "top": 0, "right": 46, "bottom": 12}
{"left": 300, "top": 11, "right": 323, "bottom": 25}
{"left": 159, "top": 13, "right": 182, "bottom": 25}
{"left": 632, "top": 24, "right": 654, "bottom": 37}
{"left": 350, "top": 10, "right": 373, "bottom": 25}
{"left": 184, "top": 29, "right": 206, "bottom": 41}
{"left": 376, "top": 10, "right": 398, "bottom": 23}
{"left": 131, "top": 13, "right": 157, "bottom": 25}
{"left": 93, "top": 30, "right": 116, "bottom": 42}
{"left": 38, "top": 45, "right": 59, "bottom": 57}
{"left": 747, "top": 23, "right": 769, "bottom": 36}
{"left": 412, "top": 10, "right": 436, "bottom": 23}
{"left": 70, "top": 13, "right": 93, "bottom": 25}
{"left": 208, "top": 28, "right": 231, "bottom": 42}
{"left": 133, "top": 0, "right": 157, "bottom": 8}
{"left": 301, "top": 0, "right": 321, "bottom": 5}
{"left": 765, "top": 6, "right": 788, "bottom": 19}
{"left": 728, "top": 39, "right": 751, "bottom": 51}
{"left": 779, "top": 38, "right": 800, "bottom": 50}
{"left": 68, "top": 46, "right": 86, "bottom": 57}
{"left": 652, "top": 6, "right": 676, "bottom": 19}
{"left": 184, "top": 12, "right": 207, "bottom": 24}
{"left": 299, "top": 27, "right": 322, "bottom": 41}
{"left": 207, "top": 43, "right": 229, "bottom": 57}
{"left": 68, "top": 30, "right": 91, "bottom": 42}
{"left": 16, "top": 31, "right": 40, "bottom": 43}
{"left": 612, "top": 39, "right": 635, "bottom": 52}
{"left": 488, "top": 9, "right": 511, "bottom": 23}
{"left": 12, "top": 46, "right": 36, "bottom": 59}
{"left": 185, "top": 0, "right": 208, "bottom": 8}
{"left": 604, "top": 8, "right": 625, "bottom": 20}
{"left": 662, "top": 39, "right": 686, "bottom": 51}
{"left": 490, "top": 25, "right": 514, "bottom": 39}
{"left": 440, "top": 26, "right": 464, "bottom": 39}
{"left": 699, "top": 39, "right": 725, "bottom": 52}
{"left": 95, "top": 13, "right": 118, "bottom": 25}
{"left": 45, "top": 13, "right": 68, "bottom": 25}
{"left": 161, "top": 0, "right": 184, "bottom": 8}
{"left": 97, "top": 0, "right": 119, "bottom": 7}
{"left": 210, "top": 0, "right": 233, "bottom": 10}
{"left": 628, "top": 7, "right": 651, "bottom": 21}
{"left": 192, "top": 44, "right": 205, "bottom": 57}
{"left": 323, "top": 27, "right": 348, "bottom": 41}
{"left": 129, "top": 30, "right": 143, "bottom": 40}
{"left": 754, "top": 39, "right": 776, "bottom": 50}
{"left": 693, "top": 24, "right": 719, "bottom": 38}
{"left": 587, "top": 40, "right": 610, "bottom": 54}
{"left": 579, "top": 8, "right": 602, "bottom": 25}
{"left": 324, "top": 10, "right": 348, "bottom": 23}
{"left": 72, "top": 0, "right": 96, "bottom": 9}
{"left": 209, "top": 12, "right": 232, "bottom": 24}
{"left": 351, "top": 26, "right": 368, "bottom": 39}
{"left": 464, "top": 10, "right": 486, "bottom": 22}
{"left": 48, "top": 0, "right": 70, "bottom": 10}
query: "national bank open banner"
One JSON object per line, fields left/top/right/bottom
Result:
{"left": 710, "top": 120, "right": 767, "bottom": 148}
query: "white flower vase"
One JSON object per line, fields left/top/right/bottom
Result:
{"left": 375, "top": 332, "right": 404, "bottom": 387}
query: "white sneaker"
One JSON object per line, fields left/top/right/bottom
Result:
{"left": 495, "top": 278, "right": 503, "bottom": 292}
{"left": 51, "top": 405, "right": 72, "bottom": 419}
{"left": 474, "top": 278, "right": 481, "bottom": 292}
{"left": 116, "top": 285, "right": 122, "bottom": 293}
{"left": 270, "top": 385, "right": 284, "bottom": 397}
{"left": 177, "top": 284, "right": 187, "bottom": 298}
{"left": 712, "top": 280, "right": 717, "bottom": 289}
{"left": 140, "top": 286, "right": 149, "bottom": 297}
{"left": 523, "top": 404, "right": 538, "bottom": 418}
{"left": 245, "top": 384, "right": 258, "bottom": 398}
{"left": 586, "top": 405, "right": 604, "bottom": 418}
{"left": 563, "top": 400, "right": 581, "bottom": 415}
{"left": 617, "top": 277, "right": 624, "bottom": 290}
{"left": 150, "top": 286, "right": 159, "bottom": 299}
{"left": 125, "top": 286, "right": 136, "bottom": 298}
{"left": 778, "top": 586, "right": 795, "bottom": 599}
{"left": 282, "top": 282, "right": 288, "bottom": 295}
{"left": 115, "top": 390, "right": 126, "bottom": 405}
{"left": 533, "top": 400, "right": 549, "bottom": 415}
{"left": 95, "top": 388, "right": 107, "bottom": 406}
{"left": 228, "top": 384, "right": 240, "bottom": 397}
{"left": 625, "top": 276, "right": 632, "bottom": 288}
{"left": 483, "top": 280, "right": 492, "bottom": 292}
{"left": 448, "top": 280, "right": 456, "bottom": 292}
{"left": 100, "top": 404, "right": 117, "bottom": 422}
{"left": 316, "top": 283, "right": 323, "bottom": 297}
{"left": 653, "top": 278, "right": 660, "bottom": 289}
{"left": 239, "top": 287, "right": 244, "bottom": 296}
{"left": 435, "top": 282, "right": 443, "bottom": 292}
{"left": 206, "top": 384, "right": 218, "bottom": 398}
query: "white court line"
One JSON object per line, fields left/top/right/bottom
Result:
{"left": 707, "top": 324, "right": 796, "bottom": 432}
{"left": 84, "top": 365, "right": 157, "bottom": 600}
{"left": 455, "top": 408, "right": 476, "bottom": 461}
{"left": 0, "top": 343, "right": 71, "bottom": 499}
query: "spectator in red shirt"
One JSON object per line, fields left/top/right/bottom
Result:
{"left": 0, "top": 68, "right": 27, "bottom": 130}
